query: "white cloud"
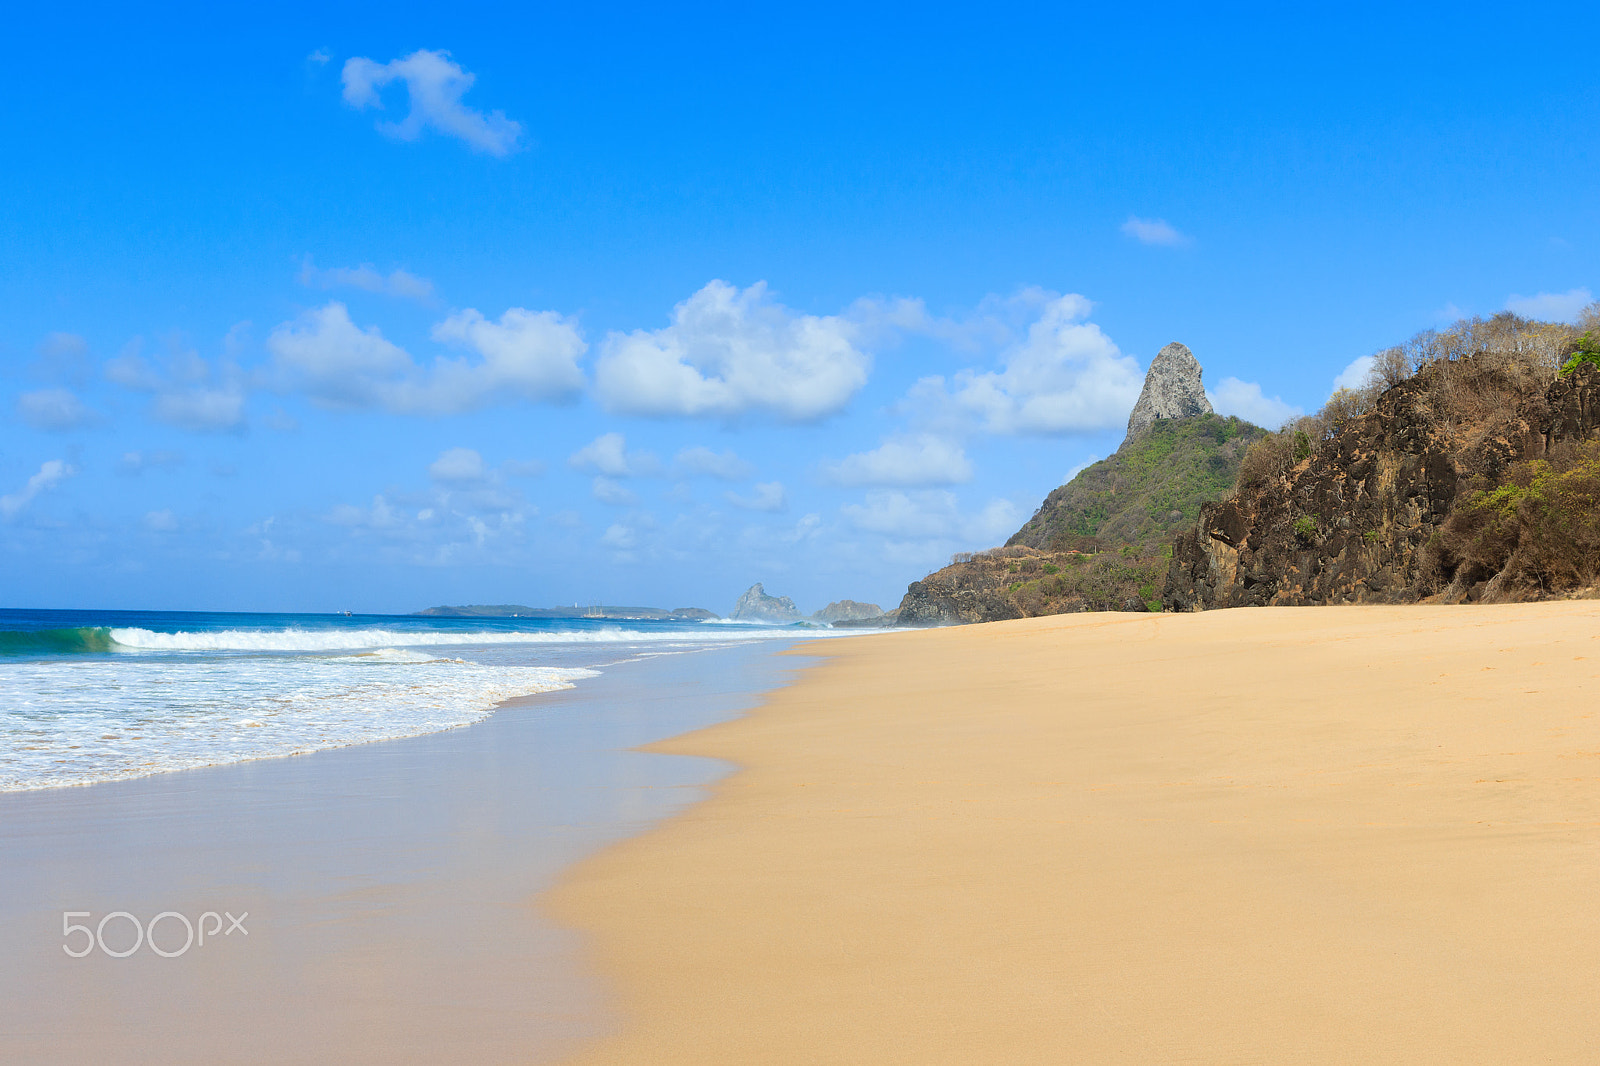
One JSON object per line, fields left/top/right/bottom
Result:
{"left": 912, "top": 293, "right": 1143, "bottom": 435}
{"left": 595, "top": 280, "right": 871, "bottom": 421}
{"left": 1207, "top": 377, "right": 1302, "bottom": 428}
{"left": 104, "top": 340, "right": 248, "bottom": 431}
{"left": 40, "top": 331, "right": 87, "bottom": 355}
{"left": 857, "top": 288, "right": 1067, "bottom": 356}
{"left": 726, "top": 481, "right": 787, "bottom": 512}
{"left": 592, "top": 477, "right": 639, "bottom": 506}
{"left": 341, "top": 49, "right": 522, "bottom": 156}
{"left": 119, "top": 451, "right": 184, "bottom": 475}
{"left": 428, "top": 447, "right": 488, "bottom": 484}
{"left": 35, "top": 332, "right": 91, "bottom": 385}
{"left": 841, "top": 490, "right": 1018, "bottom": 543}
{"left": 823, "top": 434, "right": 973, "bottom": 487}
{"left": 967, "top": 498, "right": 1024, "bottom": 543}
{"left": 431, "top": 307, "right": 586, "bottom": 402}
{"left": 103, "top": 345, "right": 164, "bottom": 386}
{"left": 673, "top": 445, "right": 754, "bottom": 480}
{"left": 567, "top": 433, "right": 661, "bottom": 478}
{"left": 570, "top": 434, "right": 628, "bottom": 476}
{"left": 1063, "top": 454, "right": 1100, "bottom": 483}
{"left": 153, "top": 388, "right": 247, "bottom": 431}
{"left": 783, "top": 513, "right": 823, "bottom": 544}
{"left": 600, "top": 523, "right": 635, "bottom": 550}
{"left": 144, "top": 509, "right": 178, "bottom": 532}
{"left": 18, "top": 388, "right": 100, "bottom": 431}
{"left": 298, "top": 257, "right": 435, "bottom": 303}
{"left": 1505, "top": 287, "right": 1593, "bottom": 323}
{"left": 266, "top": 302, "right": 585, "bottom": 414}
{"left": 1332, "top": 354, "right": 1375, "bottom": 394}
{"left": 837, "top": 294, "right": 994, "bottom": 356}
{"left": 328, "top": 494, "right": 402, "bottom": 529}
{"left": 1121, "top": 216, "right": 1190, "bottom": 247}
{"left": 1, "top": 459, "right": 74, "bottom": 520}
{"left": 320, "top": 475, "right": 534, "bottom": 565}
{"left": 266, "top": 303, "right": 409, "bottom": 407}
{"left": 240, "top": 516, "right": 300, "bottom": 564}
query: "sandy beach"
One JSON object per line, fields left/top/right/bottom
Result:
{"left": 551, "top": 603, "right": 1600, "bottom": 1064}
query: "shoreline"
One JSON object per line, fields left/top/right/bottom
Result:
{"left": 0, "top": 641, "right": 811, "bottom": 1064}
{"left": 0, "top": 611, "right": 847, "bottom": 794}
{"left": 548, "top": 602, "right": 1600, "bottom": 1064}
{"left": 0, "top": 665, "right": 597, "bottom": 795}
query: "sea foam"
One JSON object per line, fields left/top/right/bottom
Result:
{"left": 0, "top": 613, "right": 878, "bottom": 792}
{"left": 104, "top": 625, "right": 792, "bottom": 652}
{"left": 0, "top": 654, "right": 596, "bottom": 792}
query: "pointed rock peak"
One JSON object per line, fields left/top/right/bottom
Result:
{"left": 732, "top": 582, "right": 801, "bottom": 622}
{"left": 1124, "top": 341, "right": 1214, "bottom": 443}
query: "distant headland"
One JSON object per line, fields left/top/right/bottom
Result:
{"left": 414, "top": 585, "right": 889, "bottom": 626}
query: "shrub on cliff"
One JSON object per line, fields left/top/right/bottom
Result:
{"left": 1560, "top": 333, "right": 1600, "bottom": 376}
{"left": 1234, "top": 415, "right": 1327, "bottom": 493}
{"left": 1014, "top": 414, "right": 1267, "bottom": 544}
{"left": 1394, "top": 313, "right": 1586, "bottom": 454}
{"left": 898, "top": 544, "right": 1169, "bottom": 623}
{"left": 1437, "top": 441, "right": 1600, "bottom": 595}
{"left": 1236, "top": 434, "right": 1291, "bottom": 491}
{"left": 1321, "top": 386, "right": 1377, "bottom": 427}
{"left": 1167, "top": 304, "right": 1600, "bottom": 610}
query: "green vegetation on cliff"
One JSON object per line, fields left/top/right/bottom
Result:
{"left": 1008, "top": 415, "right": 1267, "bottom": 551}
{"left": 1166, "top": 307, "right": 1600, "bottom": 609}
{"left": 1434, "top": 437, "right": 1600, "bottom": 596}
{"left": 896, "top": 544, "right": 1172, "bottom": 625}
{"left": 898, "top": 413, "right": 1266, "bottom": 624}
{"left": 1560, "top": 332, "right": 1600, "bottom": 376}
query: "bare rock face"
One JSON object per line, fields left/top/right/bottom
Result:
{"left": 1126, "top": 342, "right": 1214, "bottom": 442}
{"left": 811, "top": 599, "right": 882, "bottom": 623}
{"left": 897, "top": 569, "right": 1025, "bottom": 626}
{"left": 1163, "top": 360, "right": 1600, "bottom": 610}
{"left": 731, "top": 583, "right": 802, "bottom": 622}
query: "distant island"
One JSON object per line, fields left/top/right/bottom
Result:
{"left": 729, "top": 584, "right": 888, "bottom": 626}
{"left": 415, "top": 604, "right": 720, "bottom": 620}
{"left": 418, "top": 588, "right": 892, "bottom": 627}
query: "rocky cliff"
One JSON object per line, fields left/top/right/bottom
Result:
{"left": 897, "top": 545, "right": 1171, "bottom": 624}
{"left": 1126, "top": 342, "right": 1215, "bottom": 439}
{"left": 898, "top": 345, "right": 1259, "bottom": 625}
{"left": 731, "top": 583, "right": 802, "bottom": 622}
{"left": 812, "top": 599, "right": 883, "bottom": 623}
{"left": 1165, "top": 359, "right": 1600, "bottom": 609}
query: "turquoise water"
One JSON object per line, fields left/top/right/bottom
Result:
{"left": 0, "top": 608, "right": 843, "bottom": 791}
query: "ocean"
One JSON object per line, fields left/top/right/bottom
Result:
{"left": 0, "top": 623, "right": 834, "bottom": 1062}
{"left": 0, "top": 607, "right": 839, "bottom": 792}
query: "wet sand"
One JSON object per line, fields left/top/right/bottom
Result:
{"left": 0, "top": 642, "right": 808, "bottom": 1065}
{"left": 550, "top": 604, "right": 1600, "bottom": 1064}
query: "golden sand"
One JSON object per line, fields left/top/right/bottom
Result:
{"left": 550, "top": 603, "right": 1600, "bottom": 1064}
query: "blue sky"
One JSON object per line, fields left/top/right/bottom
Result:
{"left": 3, "top": 3, "right": 1597, "bottom": 614}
